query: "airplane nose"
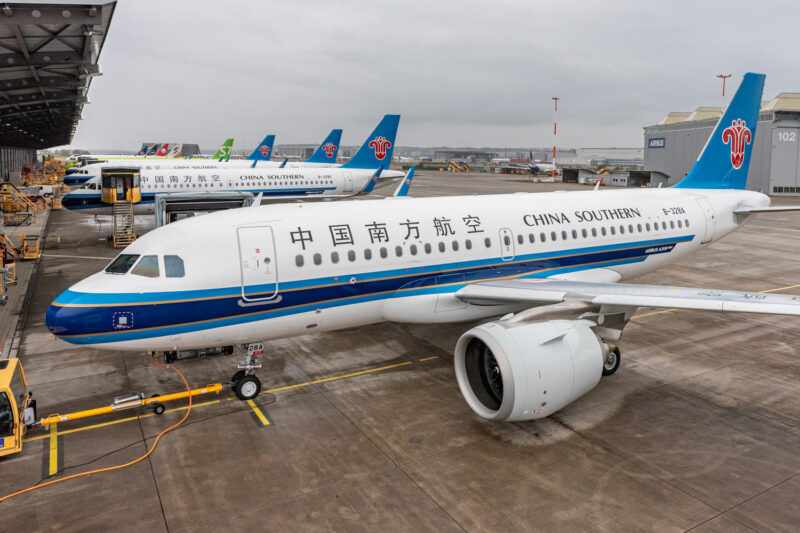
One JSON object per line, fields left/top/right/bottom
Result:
{"left": 46, "top": 290, "right": 107, "bottom": 340}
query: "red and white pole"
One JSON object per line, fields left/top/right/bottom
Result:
{"left": 551, "top": 96, "right": 560, "bottom": 177}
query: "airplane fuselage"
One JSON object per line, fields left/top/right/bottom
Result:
{"left": 62, "top": 166, "right": 402, "bottom": 213}
{"left": 46, "top": 187, "right": 769, "bottom": 351}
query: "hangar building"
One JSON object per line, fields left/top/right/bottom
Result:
{"left": 644, "top": 93, "right": 800, "bottom": 194}
{"left": 0, "top": 1, "right": 116, "bottom": 181}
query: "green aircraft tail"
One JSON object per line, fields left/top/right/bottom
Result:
{"left": 212, "top": 138, "right": 234, "bottom": 161}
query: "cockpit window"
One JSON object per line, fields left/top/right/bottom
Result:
{"left": 131, "top": 255, "right": 160, "bottom": 278}
{"left": 105, "top": 254, "right": 140, "bottom": 274}
{"left": 164, "top": 255, "right": 185, "bottom": 278}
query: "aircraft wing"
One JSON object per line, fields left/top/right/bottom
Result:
{"left": 456, "top": 279, "right": 800, "bottom": 316}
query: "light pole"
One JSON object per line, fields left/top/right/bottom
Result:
{"left": 716, "top": 73, "right": 732, "bottom": 97}
{"left": 551, "top": 96, "right": 559, "bottom": 177}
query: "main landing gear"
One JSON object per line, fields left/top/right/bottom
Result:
{"left": 231, "top": 342, "right": 264, "bottom": 401}
{"left": 602, "top": 345, "right": 622, "bottom": 376}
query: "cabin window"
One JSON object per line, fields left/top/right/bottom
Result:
{"left": 572, "top": 229, "right": 578, "bottom": 239}
{"left": 484, "top": 237, "right": 492, "bottom": 248}
{"left": 637, "top": 224, "right": 643, "bottom": 233}
{"left": 677, "top": 220, "right": 683, "bottom": 228}
{"left": 424, "top": 243, "right": 432, "bottom": 254}
{"left": 661, "top": 221, "right": 667, "bottom": 230}
{"left": 465, "top": 239, "right": 472, "bottom": 250}
{"left": 581, "top": 228, "right": 588, "bottom": 238}
{"left": 684, "top": 219, "right": 690, "bottom": 228}
{"left": 540, "top": 232, "right": 547, "bottom": 242}
{"left": 438, "top": 242, "right": 446, "bottom": 253}
{"left": 331, "top": 251, "right": 339, "bottom": 264}
{"left": 610, "top": 226, "right": 616, "bottom": 236}
{"left": 628, "top": 224, "right": 634, "bottom": 233}
{"left": 410, "top": 244, "right": 418, "bottom": 255}
{"left": 670, "top": 220, "right": 675, "bottom": 229}
{"left": 380, "top": 247, "right": 388, "bottom": 258}
{"left": 503, "top": 235, "right": 511, "bottom": 246}
{"left": 645, "top": 223, "right": 651, "bottom": 232}
{"left": 348, "top": 250, "right": 356, "bottom": 262}
{"left": 164, "top": 255, "right": 186, "bottom": 277}
{"left": 395, "top": 246, "right": 403, "bottom": 257}
{"left": 591, "top": 228, "right": 597, "bottom": 237}
{"left": 132, "top": 255, "right": 160, "bottom": 278}
{"left": 600, "top": 227, "right": 607, "bottom": 237}
{"left": 364, "top": 248, "right": 373, "bottom": 260}
{"left": 313, "top": 253, "right": 322, "bottom": 265}
{"left": 105, "top": 254, "right": 140, "bottom": 274}
{"left": 517, "top": 234, "right": 524, "bottom": 245}
{"left": 619, "top": 225, "right": 625, "bottom": 235}
{"left": 452, "top": 241, "right": 459, "bottom": 251}
{"left": 528, "top": 233, "right": 535, "bottom": 244}
{"left": 562, "top": 230, "right": 568, "bottom": 240}
{"left": 295, "top": 255, "right": 304, "bottom": 267}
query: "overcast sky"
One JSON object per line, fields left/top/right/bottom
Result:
{"left": 72, "top": 0, "right": 799, "bottom": 151}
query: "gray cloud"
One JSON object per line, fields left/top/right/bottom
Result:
{"left": 74, "top": 0, "right": 799, "bottom": 150}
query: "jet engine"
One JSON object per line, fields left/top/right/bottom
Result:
{"left": 454, "top": 319, "right": 605, "bottom": 421}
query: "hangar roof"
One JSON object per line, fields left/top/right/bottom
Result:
{"left": 762, "top": 92, "right": 800, "bottom": 113}
{"left": 0, "top": 1, "right": 116, "bottom": 149}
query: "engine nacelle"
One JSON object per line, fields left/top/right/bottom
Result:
{"left": 454, "top": 319, "right": 604, "bottom": 421}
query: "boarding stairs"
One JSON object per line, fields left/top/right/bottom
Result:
{"left": 112, "top": 201, "right": 137, "bottom": 248}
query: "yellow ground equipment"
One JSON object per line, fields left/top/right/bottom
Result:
{"left": 0, "top": 233, "right": 18, "bottom": 287}
{"left": 447, "top": 161, "right": 471, "bottom": 173}
{"left": 20, "top": 235, "right": 41, "bottom": 261}
{"left": 38, "top": 383, "right": 223, "bottom": 426}
{"left": 0, "top": 183, "right": 36, "bottom": 223}
{"left": 100, "top": 167, "right": 141, "bottom": 248}
{"left": 0, "top": 358, "right": 32, "bottom": 458}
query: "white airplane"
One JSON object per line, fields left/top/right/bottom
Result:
{"left": 62, "top": 116, "right": 403, "bottom": 214}
{"left": 47, "top": 74, "right": 800, "bottom": 421}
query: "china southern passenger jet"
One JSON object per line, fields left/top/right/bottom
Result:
{"left": 47, "top": 74, "right": 800, "bottom": 421}
{"left": 62, "top": 116, "right": 402, "bottom": 213}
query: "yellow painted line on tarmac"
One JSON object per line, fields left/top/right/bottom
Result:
{"left": 246, "top": 399, "right": 271, "bottom": 427}
{"left": 634, "top": 282, "right": 800, "bottom": 320}
{"left": 265, "top": 360, "right": 414, "bottom": 394}
{"left": 48, "top": 423, "right": 58, "bottom": 476}
{"left": 24, "top": 356, "right": 439, "bottom": 442}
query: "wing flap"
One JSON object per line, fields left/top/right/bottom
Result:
{"left": 456, "top": 279, "right": 800, "bottom": 316}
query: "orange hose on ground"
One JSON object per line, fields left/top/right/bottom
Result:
{"left": 0, "top": 365, "right": 193, "bottom": 505}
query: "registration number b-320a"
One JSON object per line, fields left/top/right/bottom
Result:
{"left": 662, "top": 207, "right": 686, "bottom": 215}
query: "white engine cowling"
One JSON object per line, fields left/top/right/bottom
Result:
{"left": 454, "top": 319, "right": 604, "bottom": 421}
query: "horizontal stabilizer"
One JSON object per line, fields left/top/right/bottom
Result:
{"left": 393, "top": 166, "right": 416, "bottom": 197}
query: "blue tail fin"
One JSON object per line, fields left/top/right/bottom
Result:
{"left": 674, "top": 72, "right": 765, "bottom": 189}
{"left": 341, "top": 115, "right": 400, "bottom": 169}
{"left": 393, "top": 166, "right": 415, "bottom": 197}
{"left": 247, "top": 134, "right": 275, "bottom": 161}
{"left": 306, "top": 129, "right": 342, "bottom": 164}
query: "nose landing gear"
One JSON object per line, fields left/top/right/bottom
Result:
{"left": 231, "top": 343, "right": 264, "bottom": 401}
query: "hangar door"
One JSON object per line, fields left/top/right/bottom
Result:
{"left": 237, "top": 226, "right": 278, "bottom": 301}
{"left": 771, "top": 128, "right": 800, "bottom": 193}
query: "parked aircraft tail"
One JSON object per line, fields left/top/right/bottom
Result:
{"left": 341, "top": 115, "right": 400, "bottom": 170}
{"left": 247, "top": 135, "right": 275, "bottom": 162}
{"left": 213, "top": 138, "right": 235, "bottom": 162}
{"left": 305, "top": 129, "right": 342, "bottom": 164}
{"left": 675, "top": 72, "right": 765, "bottom": 190}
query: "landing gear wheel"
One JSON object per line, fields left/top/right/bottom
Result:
{"left": 153, "top": 403, "right": 166, "bottom": 415}
{"left": 602, "top": 346, "right": 621, "bottom": 376}
{"left": 234, "top": 375, "right": 262, "bottom": 401}
{"left": 231, "top": 370, "right": 247, "bottom": 385}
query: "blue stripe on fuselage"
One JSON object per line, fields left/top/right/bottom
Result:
{"left": 47, "top": 236, "right": 692, "bottom": 343}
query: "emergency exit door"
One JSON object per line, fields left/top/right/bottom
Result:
{"left": 499, "top": 228, "right": 515, "bottom": 261}
{"left": 237, "top": 226, "right": 278, "bottom": 301}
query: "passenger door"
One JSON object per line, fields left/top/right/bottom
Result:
{"left": 694, "top": 198, "right": 715, "bottom": 244}
{"left": 499, "top": 228, "right": 515, "bottom": 261}
{"left": 237, "top": 226, "right": 278, "bottom": 301}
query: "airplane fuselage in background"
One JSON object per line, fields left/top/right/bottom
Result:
{"left": 47, "top": 186, "right": 769, "bottom": 351}
{"left": 62, "top": 166, "right": 403, "bottom": 213}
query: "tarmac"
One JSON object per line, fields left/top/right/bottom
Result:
{"left": 2, "top": 171, "right": 800, "bottom": 532}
